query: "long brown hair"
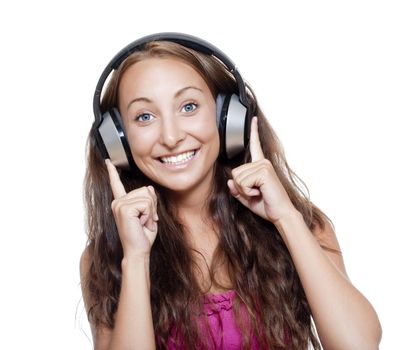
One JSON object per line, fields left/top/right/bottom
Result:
{"left": 83, "top": 41, "right": 336, "bottom": 349}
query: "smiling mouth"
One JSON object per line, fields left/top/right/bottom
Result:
{"left": 158, "top": 149, "right": 199, "bottom": 166}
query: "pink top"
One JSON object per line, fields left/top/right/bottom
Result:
{"left": 166, "top": 290, "right": 261, "bottom": 349}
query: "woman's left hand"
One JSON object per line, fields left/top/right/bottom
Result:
{"left": 227, "top": 116, "right": 298, "bottom": 224}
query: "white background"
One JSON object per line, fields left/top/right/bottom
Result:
{"left": 0, "top": 1, "right": 406, "bottom": 349}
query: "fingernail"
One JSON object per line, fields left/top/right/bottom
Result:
{"left": 105, "top": 159, "right": 110, "bottom": 166}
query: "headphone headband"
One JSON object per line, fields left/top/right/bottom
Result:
{"left": 93, "top": 32, "right": 250, "bottom": 125}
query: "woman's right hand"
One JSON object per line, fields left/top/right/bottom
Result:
{"left": 105, "top": 159, "right": 159, "bottom": 259}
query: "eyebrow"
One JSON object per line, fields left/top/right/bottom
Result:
{"left": 126, "top": 86, "right": 204, "bottom": 111}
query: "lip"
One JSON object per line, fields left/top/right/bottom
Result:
{"left": 156, "top": 148, "right": 200, "bottom": 170}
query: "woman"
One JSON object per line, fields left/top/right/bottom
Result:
{"left": 80, "top": 34, "right": 382, "bottom": 349}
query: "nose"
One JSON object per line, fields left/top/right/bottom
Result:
{"left": 159, "top": 117, "right": 186, "bottom": 149}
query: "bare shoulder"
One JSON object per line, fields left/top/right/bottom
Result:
{"left": 80, "top": 246, "right": 94, "bottom": 305}
{"left": 80, "top": 246, "right": 92, "bottom": 279}
{"left": 312, "top": 217, "right": 349, "bottom": 279}
{"left": 79, "top": 247, "right": 113, "bottom": 350}
{"left": 79, "top": 247, "right": 93, "bottom": 333}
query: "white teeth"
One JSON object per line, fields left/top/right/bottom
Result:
{"left": 160, "top": 150, "right": 196, "bottom": 165}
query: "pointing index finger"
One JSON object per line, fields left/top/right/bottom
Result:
{"left": 105, "top": 159, "right": 127, "bottom": 199}
{"left": 249, "top": 117, "right": 264, "bottom": 162}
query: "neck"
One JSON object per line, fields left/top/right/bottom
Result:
{"left": 165, "top": 166, "right": 215, "bottom": 221}
{"left": 167, "top": 189, "right": 211, "bottom": 228}
{"left": 164, "top": 174, "right": 222, "bottom": 268}
{"left": 166, "top": 184, "right": 219, "bottom": 247}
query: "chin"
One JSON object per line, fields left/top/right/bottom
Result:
{"left": 157, "top": 179, "right": 201, "bottom": 193}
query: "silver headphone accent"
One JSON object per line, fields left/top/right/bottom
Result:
{"left": 225, "top": 94, "right": 248, "bottom": 159}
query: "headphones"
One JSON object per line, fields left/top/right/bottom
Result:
{"left": 93, "top": 32, "right": 254, "bottom": 170}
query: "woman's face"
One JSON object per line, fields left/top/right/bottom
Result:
{"left": 118, "top": 57, "right": 220, "bottom": 194}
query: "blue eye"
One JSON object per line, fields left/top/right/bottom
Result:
{"left": 135, "top": 113, "right": 153, "bottom": 122}
{"left": 182, "top": 102, "right": 198, "bottom": 113}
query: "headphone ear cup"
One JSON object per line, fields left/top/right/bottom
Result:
{"left": 97, "top": 108, "right": 132, "bottom": 169}
{"left": 216, "top": 93, "right": 249, "bottom": 160}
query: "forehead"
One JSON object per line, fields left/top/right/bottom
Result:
{"left": 119, "top": 57, "right": 209, "bottom": 92}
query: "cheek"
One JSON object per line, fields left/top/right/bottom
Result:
{"left": 202, "top": 121, "right": 220, "bottom": 149}
{"left": 191, "top": 111, "right": 219, "bottom": 142}
{"left": 126, "top": 129, "right": 156, "bottom": 159}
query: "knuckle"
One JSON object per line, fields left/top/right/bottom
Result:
{"left": 258, "top": 158, "right": 271, "bottom": 168}
{"left": 234, "top": 180, "right": 243, "bottom": 189}
{"left": 147, "top": 186, "right": 158, "bottom": 204}
{"left": 111, "top": 199, "right": 119, "bottom": 211}
{"left": 231, "top": 168, "right": 239, "bottom": 177}
{"left": 117, "top": 203, "right": 127, "bottom": 214}
{"left": 152, "top": 194, "right": 158, "bottom": 206}
{"left": 138, "top": 186, "right": 150, "bottom": 197}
